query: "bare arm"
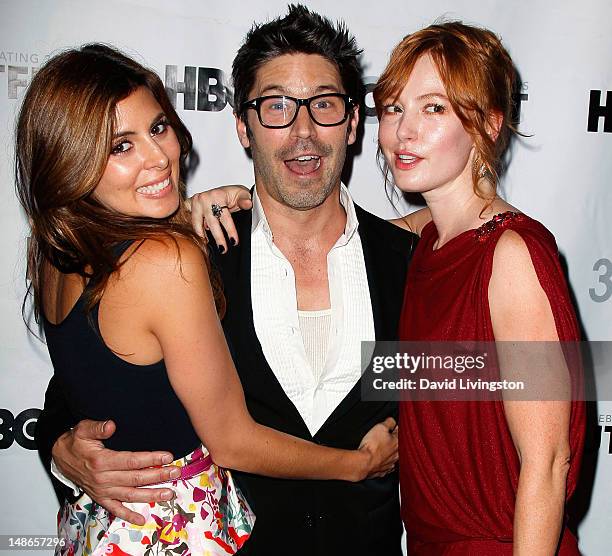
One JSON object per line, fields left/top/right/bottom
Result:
{"left": 144, "top": 237, "right": 397, "bottom": 482}
{"left": 489, "top": 230, "right": 571, "bottom": 556}
{"left": 389, "top": 207, "right": 431, "bottom": 236}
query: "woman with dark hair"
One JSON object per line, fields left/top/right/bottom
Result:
{"left": 193, "top": 21, "right": 585, "bottom": 555}
{"left": 16, "top": 44, "right": 398, "bottom": 556}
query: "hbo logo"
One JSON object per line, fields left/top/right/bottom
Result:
{"left": 0, "top": 408, "right": 40, "bottom": 450}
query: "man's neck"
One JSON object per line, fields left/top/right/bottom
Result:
{"left": 256, "top": 182, "right": 347, "bottom": 250}
{"left": 254, "top": 181, "right": 348, "bottom": 311}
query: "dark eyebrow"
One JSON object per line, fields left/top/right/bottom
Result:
{"left": 113, "top": 112, "right": 166, "bottom": 139}
{"left": 258, "top": 84, "right": 341, "bottom": 97}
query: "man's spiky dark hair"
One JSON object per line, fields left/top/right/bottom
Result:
{"left": 232, "top": 4, "right": 364, "bottom": 120}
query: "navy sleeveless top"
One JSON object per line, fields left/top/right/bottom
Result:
{"left": 42, "top": 241, "right": 201, "bottom": 457}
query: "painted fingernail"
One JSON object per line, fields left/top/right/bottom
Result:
{"left": 229, "top": 237, "right": 236, "bottom": 246}
{"left": 217, "top": 244, "right": 225, "bottom": 254}
{"left": 161, "top": 454, "right": 173, "bottom": 464}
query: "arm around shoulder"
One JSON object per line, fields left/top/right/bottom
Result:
{"left": 389, "top": 207, "right": 431, "bottom": 236}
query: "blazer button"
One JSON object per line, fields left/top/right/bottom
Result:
{"left": 304, "top": 513, "right": 314, "bottom": 528}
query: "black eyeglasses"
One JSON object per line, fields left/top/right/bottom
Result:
{"left": 241, "top": 93, "right": 355, "bottom": 129}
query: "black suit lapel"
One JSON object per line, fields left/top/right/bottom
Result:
{"left": 355, "top": 205, "right": 416, "bottom": 340}
{"left": 359, "top": 211, "right": 385, "bottom": 340}
{"left": 315, "top": 206, "right": 414, "bottom": 437}
{"left": 219, "top": 211, "right": 312, "bottom": 438}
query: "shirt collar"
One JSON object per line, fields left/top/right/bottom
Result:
{"left": 251, "top": 183, "right": 359, "bottom": 244}
{"left": 251, "top": 186, "right": 271, "bottom": 237}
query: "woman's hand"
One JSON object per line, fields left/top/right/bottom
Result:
{"left": 186, "top": 185, "right": 252, "bottom": 251}
{"left": 357, "top": 417, "right": 399, "bottom": 479}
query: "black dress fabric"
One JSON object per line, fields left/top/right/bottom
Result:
{"left": 42, "top": 240, "right": 200, "bottom": 458}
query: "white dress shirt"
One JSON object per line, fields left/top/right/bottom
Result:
{"left": 250, "top": 184, "right": 375, "bottom": 435}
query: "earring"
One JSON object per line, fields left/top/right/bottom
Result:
{"left": 473, "top": 156, "right": 489, "bottom": 180}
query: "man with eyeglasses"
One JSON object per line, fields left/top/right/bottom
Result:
{"left": 36, "top": 5, "right": 416, "bottom": 555}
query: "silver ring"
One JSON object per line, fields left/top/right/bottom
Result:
{"left": 211, "top": 204, "right": 228, "bottom": 219}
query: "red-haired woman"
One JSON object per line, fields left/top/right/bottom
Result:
{"left": 373, "top": 22, "right": 584, "bottom": 555}
{"left": 16, "top": 44, "right": 398, "bottom": 556}
{"left": 191, "top": 21, "right": 585, "bottom": 555}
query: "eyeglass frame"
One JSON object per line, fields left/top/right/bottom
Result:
{"left": 241, "top": 93, "right": 356, "bottom": 129}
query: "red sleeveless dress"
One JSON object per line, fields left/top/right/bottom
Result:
{"left": 398, "top": 212, "right": 585, "bottom": 555}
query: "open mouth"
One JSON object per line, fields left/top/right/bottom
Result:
{"left": 137, "top": 176, "right": 172, "bottom": 196}
{"left": 284, "top": 155, "right": 322, "bottom": 175}
{"left": 395, "top": 153, "right": 422, "bottom": 169}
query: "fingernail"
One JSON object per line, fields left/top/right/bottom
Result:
{"left": 161, "top": 490, "right": 174, "bottom": 500}
{"left": 161, "top": 454, "right": 173, "bottom": 464}
{"left": 229, "top": 237, "right": 236, "bottom": 246}
{"left": 217, "top": 244, "right": 225, "bottom": 254}
{"left": 169, "top": 467, "right": 181, "bottom": 479}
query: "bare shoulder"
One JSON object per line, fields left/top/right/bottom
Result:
{"left": 491, "top": 229, "right": 532, "bottom": 267}
{"left": 389, "top": 207, "right": 432, "bottom": 236}
{"left": 111, "top": 235, "right": 211, "bottom": 297}
{"left": 128, "top": 235, "right": 207, "bottom": 266}
{"left": 490, "top": 229, "right": 541, "bottom": 294}
{"left": 489, "top": 229, "right": 558, "bottom": 340}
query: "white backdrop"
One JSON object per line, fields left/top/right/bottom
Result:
{"left": 1, "top": 0, "right": 610, "bottom": 554}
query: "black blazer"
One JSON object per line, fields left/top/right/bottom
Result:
{"left": 35, "top": 204, "right": 417, "bottom": 556}
{"left": 212, "top": 205, "right": 416, "bottom": 556}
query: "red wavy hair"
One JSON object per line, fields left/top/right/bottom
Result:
{"left": 374, "top": 21, "right": 520, "bottom": 196}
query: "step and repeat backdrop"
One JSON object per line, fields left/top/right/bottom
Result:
{"left": 1, "top": 0, "right": 610, "bottom": 553}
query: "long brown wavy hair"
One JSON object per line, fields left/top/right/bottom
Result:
{"left": 15, "top": 44, "right": 225, "bottom": 326}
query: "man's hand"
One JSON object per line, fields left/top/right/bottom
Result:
{"left": 186, "top": 185, "right": 252, "bottom": 250}
{"left": 358, "top": 417, "right": 399, "bottom": 479}
{"left": 52, "top": 419, "right": 181, "bottom": 525}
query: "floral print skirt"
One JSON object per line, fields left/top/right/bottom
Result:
{"left": 56, "top": 445, "right": 255, "bottom": 556}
